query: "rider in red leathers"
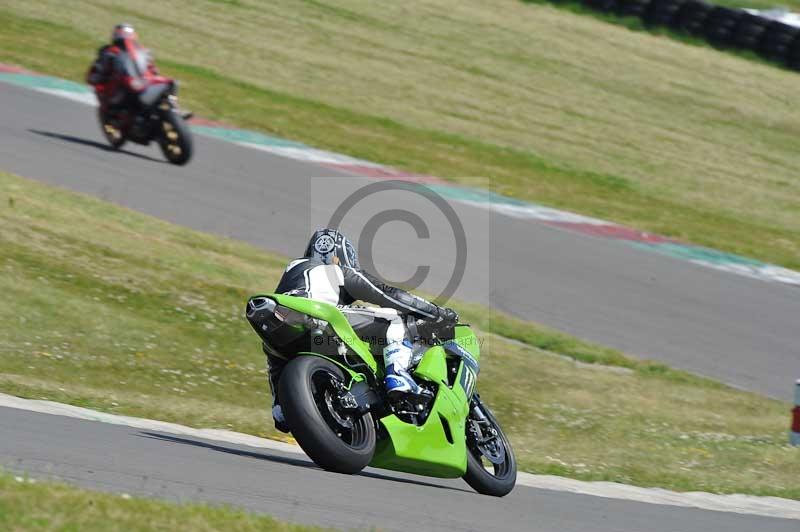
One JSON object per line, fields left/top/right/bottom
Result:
{"left": 86, "top": 23, "right": 162, "bottom": 131}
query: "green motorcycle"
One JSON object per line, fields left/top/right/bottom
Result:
{"left": 245, "top": 293, "right": 516, "bottom": 497}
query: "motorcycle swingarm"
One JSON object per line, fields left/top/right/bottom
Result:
{"left": 339, "top": 379, "right": 384, "bottom": 417}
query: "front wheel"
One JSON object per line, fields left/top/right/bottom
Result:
{"left": 278, "top": 356, "right": 376, "bottom": 474}
{"left": 158, "top": 111, "right": 193, "bottom": 165}
{"left": 463, "top": 395, "right": 517, "bottom": 496}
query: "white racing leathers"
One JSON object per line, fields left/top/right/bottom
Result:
{"left": 273, "top": 257, "right": 456, "bottom": 394}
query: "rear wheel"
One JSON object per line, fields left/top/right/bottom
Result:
{"left": 279, "top": 356, "right": 376, "bottom": 474}
{"left": 98, "top": 109, "right": 126, "bottom": 150}
{"left": 158, "top": 111, "right": 193, "bottom": 165}
{"left": 463, "top": 395, "right": 517, "bottom": 496}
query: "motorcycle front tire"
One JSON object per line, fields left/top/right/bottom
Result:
{"left": 158, "top": 111, "right": 193, "bottom": 165}
{"left": 463, "top": 400, "right": 517, "bottom": 497}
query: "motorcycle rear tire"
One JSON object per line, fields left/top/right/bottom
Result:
{"left": 158, "top": 112, "right": 193, "bottom": 166}
{"left": 98, "top": 109, "right": 126, "bottom": 150}
{"left": 279, "top": 356, "right": 376, "bottom": 474}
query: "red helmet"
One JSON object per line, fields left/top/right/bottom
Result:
{"left": 111, "top": 23, "right": 138, "bottom": 47}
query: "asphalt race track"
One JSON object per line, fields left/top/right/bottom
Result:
{"left": 1, "top": 82, "right": 798, "bottom": 400}
{"left": 1, "top": 407, "right": 797, "bottom": 532}
{"left": 1, "top": 79, "right": 800, "bottom": 530}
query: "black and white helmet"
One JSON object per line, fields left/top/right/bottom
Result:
{"left": 304, "top": 229, "right": 359, "bottom": 268}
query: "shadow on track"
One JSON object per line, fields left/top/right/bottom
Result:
{"left": 28, "top": 129, "right": 164, "bottom": 163}
{"left": 139, "top": 432, "right": 471, "bottom": 493}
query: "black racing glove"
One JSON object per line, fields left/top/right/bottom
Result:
{"left": 414, "top": 307, "right": 458, "bottom": 340}
{"left": 438, "top": 307, "right": 459, "bottom": 328}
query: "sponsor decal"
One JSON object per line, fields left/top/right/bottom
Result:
{"left": 443, "top": 340, "right": 480, "bottom": 375}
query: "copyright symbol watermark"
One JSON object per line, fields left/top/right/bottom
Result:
{"left": 311, "top": 179, "right": 471, "bottom": 305}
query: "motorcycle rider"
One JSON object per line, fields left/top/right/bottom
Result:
{"left": 86, "top": 23, "right": 162, "bottom": 130}
{"left": 266, "top": 229, "right": 458, "bottom": 432}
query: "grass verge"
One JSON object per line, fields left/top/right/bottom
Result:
{"left": 1, "top": 170, "right": 798, "bottom": 499}
{"left": 0, "top": 3, "right": 799, "bottom": 269}
{"left": 0, "top": 472, "right": 332, "bottom": 532}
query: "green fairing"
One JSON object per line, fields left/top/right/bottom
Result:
{"left": 252, "top": 293, "right": 481, "bottom": 479}
{"left": 295, "top": 352, "right": 366, "bottom": 384}
{"left": 254, "top": 293, "right": 379, "bottom": 374}
{"left": 370, "top": 346, "right": 470, "bottom": 478}
{"left": 415, "top": 345, "right": 449, "bottom": 383}
{"left": 453, "top": 324, "right": 481, "bottom": 364}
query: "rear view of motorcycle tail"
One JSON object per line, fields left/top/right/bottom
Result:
{"left": 246, "top": 293, "right": 517, "bottom": 496}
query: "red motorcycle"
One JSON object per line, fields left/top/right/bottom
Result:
{"left": 92, "top": 55, "right": 193, "bottom": 165}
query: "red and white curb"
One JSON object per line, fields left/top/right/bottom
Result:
{"left": 0, "top": 392, "right": 798, "bottom": 521}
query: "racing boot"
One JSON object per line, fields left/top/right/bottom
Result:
{"left": 383, "top": 339, "right": 431, "bottom": 401}
{"left": 272, "top": 404, "right": 289, "bottom": 434}
{"left": 264, "top": 343, "right": 290, "bottom": 433}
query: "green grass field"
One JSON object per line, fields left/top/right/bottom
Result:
{"left": 0, "top": 472, "right": 333, "bottom": 532}
{"left": 1, "top": 1, "right": 799, "bottom": 270}
{"left": 2, "top": 170, "right": 798, "bottom": 499}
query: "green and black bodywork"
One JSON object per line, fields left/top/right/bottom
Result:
{"left": 246, "top": 293, "right": 516, "bottom": 496}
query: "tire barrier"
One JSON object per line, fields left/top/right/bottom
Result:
{"left": 615, "top": 0, "right": 651, "bottom": 18}
{"left": 732, "top": 12, "right": 771, "bottom": 49}
{"left": 672, "top": 0, "right": 714, "bottom": 36}
{"left": 566, "top": 0, "right": 800, "bottom": 71}
{"left": 583, "top": 0, "right": 618, "bottom": 13}
{"left": 757, "top": 21, "right": 800, "bottom": 60}
{"left": 642, "top": 0, "right": 685, "bottom": 27}
{"left": 785, "top": 33, "right": 800, "bottom": 69}
{"left": 704, "top": 7, "right": 745, "bottom": 46}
